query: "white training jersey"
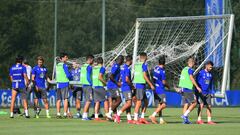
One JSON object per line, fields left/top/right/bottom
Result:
{"left": 25, "top": 65, "right": 32, "bottom": 80}
{"left": 24, "top": 64, "right": 32, "bottom": 87}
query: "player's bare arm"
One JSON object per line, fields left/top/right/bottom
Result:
{"left": 126, "top": 76, "right": 135, "bottom": 89}
{"left": 99, "top": 73, "right": 106, "bottom": 86}
{"left": 189, "top": 75, "right": 201, "bottom": 93}
{"left": 162, "top": 80, "right": 170, "bottom": 90}
{"left": 24, "top": 73, "right": 29, "bottom": 86}
{"left": 143, "top": 72, "right": 154, "bottom": 90}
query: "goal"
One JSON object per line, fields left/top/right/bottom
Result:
{"left": 132, "top": 14, "right": 234, "bottom": 98}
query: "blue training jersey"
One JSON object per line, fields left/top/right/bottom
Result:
{"left": 196, "top": 69, "right": 213, "bottom": 94}
{"left": 71, "top": 67, "right": 81, "bottom": 87}
{"left": 153, "top": 66, "right": 166, "bottom": 94}
{"left": 107, "top": 63, "right": 121, "bottom": 89}
{"left": 182, "top": 67, "right": 195, "bottom": 93}
{"left": 9, "top": 64, "right": 27, "bottom": 89}
{"left": 32, "top": 65, "right": 48, "bottom": 89}
{"left": 135, "top": 62, "right": 148, "bottom": 89}
{"left": 121, "top": 64, "right": 131, "bottom": 92}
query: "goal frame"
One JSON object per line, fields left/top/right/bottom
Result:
{"left": 132, "top": 14, "right": 235, "bottom": 98}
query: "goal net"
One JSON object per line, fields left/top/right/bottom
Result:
{"left": 53, "top": 14, "right": 234, "bottom": 98}
{"left": 132, "top": 14, "right": 234, "bottom": 98}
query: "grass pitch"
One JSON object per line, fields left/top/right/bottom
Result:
{"left": 0, "top": 107, "right": 239, "bottom": 135}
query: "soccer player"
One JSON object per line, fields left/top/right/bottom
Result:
{"left": 9, "top": 55, "right": 30, "bottom": 118}
{"left": 178, "top": 57, "right": 202, "bottom": 124}
{"left": 149, "top": 56, "right": 170, "bottom": 124}
{"left": 56, "top": 53, "right": 72, "bottom": 118}
{"left": 92, "top": 57, "right": 110, "bottom": 120}
{"left": 115, "top": 55, "right": 135, "bottom": 124}
{"left": 71, "top": 61, "right": 83, "bottom": 118}
{"left": 195, "top": 61, "right": 216, "bottom": 124}
{"left": 32, "top": 56, "right": 51, "bottom": 118}
{"left": 23, "top": 58, "right": 32, "bottom": 95}
{"left": 22, "top": 58, "right": 33, "bottom": 112}
{"left": 106, "top": 55, "right": 124, "bottom": 118}
{"left": 16, "top": 57, "right": 32, "bottom": 117}
{"left": 80, "top": 55, "right": 94, "bottom": 120}
{"left": 133, "top": 52, "right": 155, "bottom": 124}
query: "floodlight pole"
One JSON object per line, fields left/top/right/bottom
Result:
{"left": 52, "top": 0, "right": 58, "bottom": 80}
{"left": 54, "top": 0, "right": 57, "bottom": 60}
{"left": 102, "top": 0, "right": 106, "bottom": 64}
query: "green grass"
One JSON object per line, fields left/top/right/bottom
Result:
{"left": 0, "top": 107, "right": 240, "bottom": 135}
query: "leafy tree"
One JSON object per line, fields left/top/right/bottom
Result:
{"left": 0, "top": 0, "right": 239, "bottom": 89}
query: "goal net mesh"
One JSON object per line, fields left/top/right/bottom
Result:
{"left": 56, "top": 15, "right": 233, "bottom": 96}
{"left": 133, "top": 15, "right": 233, "bottom": 95}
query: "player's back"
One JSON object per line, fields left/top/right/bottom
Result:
{"left": 10, "top": 64, "right": 26, "bottom": 81}
{"left": 120, "top": 64, "right": 131, "bottom": 88}
{"left": 10, "top": 64, "right": 26, "bottom": 89}
{"left": 107, "top": 63, "right": 121, "bottom": 89}
{"left": 153, "top": 66, "right": 166, "bottom": 91}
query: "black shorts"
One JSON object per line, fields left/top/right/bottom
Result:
{"left": 195, "top": 91, "right": 212, "bottom": 105}
{"left": 72, "top": 87, "right": 83, "bottom": 101}
{"left": 154, "top": 93, "right": 166, "bottom": 104}
{"left": 34, "top": 88, "right": 48, "bottom": 99}
{"left": 132, "top": 89, "right": 136, "bottom": 97}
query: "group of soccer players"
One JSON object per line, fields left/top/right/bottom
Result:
{"left": 9, "top": 52, "right": 216, "bottom": 124}
{"left": 9, "top": 56, "right": 51, "bottom": 118}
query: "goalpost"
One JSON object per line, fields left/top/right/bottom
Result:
{"left": 53, "top": 14, "right": 234, "bottom": 98}
{"left": 132, "top": 14, "right": 234, "bottom": 98}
